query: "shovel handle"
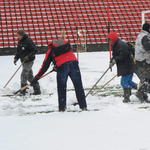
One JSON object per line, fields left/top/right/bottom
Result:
{"left": 85, "top": 67, "right": 110, "bottom": 97}
{"left": 92, "top": 74, "right": 117, "bottom": 96}
{"left": 3, "top": 61, "right": 25, "bottom": 88}
{"left": 20, "top": 69, "right": 55, "bottom": 91}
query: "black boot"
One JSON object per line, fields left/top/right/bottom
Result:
{"left": 123, "top": 88, "right": 130, "bottom": 103}
{"left": 20, "top": 83, "right": 27, "bottom": 96}
{"left": 135, "top": 91, "right": 149, "bottom": 103}
{"left": 133, "top": 83, "right": 138, "bottom": 90}
{"left": 32, "top": 82, "right": 41, "bottom": 95}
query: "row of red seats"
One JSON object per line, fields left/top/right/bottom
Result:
{"left": 0, "top": 0, "right": 150, "bottom": 48}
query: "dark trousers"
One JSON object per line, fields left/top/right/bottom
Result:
{"left": 21, "top": 61, "right": 34, "bottom": 85}
{"left": 21, "top": 61, "right": 40, "bottom": 91}
{"left": 134, "top": 67, "right": 140, "bottom": 80}
{"left": 137, "top": 63, "right": 150, "bottom": 93}
{"left": 57, "top": 61, "right": 87, "bottom": 110}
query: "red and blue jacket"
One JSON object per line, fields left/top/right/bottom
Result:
{"left": 36, "top": 39, "right": 78, "bottom": 78}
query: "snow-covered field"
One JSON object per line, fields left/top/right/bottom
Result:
{"left": 1, "top": 52, "right": 150, "bottom": 150}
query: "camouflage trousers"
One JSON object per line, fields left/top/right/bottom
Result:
{"left": 138, "top": 63, "right": 150, "bottom": 93}
{"left": 21, "top": 61, "right": 34, "bottom": 85}
{"left": 138, "top": 63, "right": 150, "bottom": 83}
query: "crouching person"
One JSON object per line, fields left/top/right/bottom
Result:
{"left": 31, "top": 38, "right": 87, "bottom": 112}
{"left": 14, "top": 29, "right": 41, "bottom": 95}
{"left": 108, "top": 32, "right": 137, "bottom": 103}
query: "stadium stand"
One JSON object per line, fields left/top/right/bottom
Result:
{"left": 0, "top": 0, "right": 150, "bottom": 49}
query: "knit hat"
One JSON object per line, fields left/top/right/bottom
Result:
{"left": 142, "top": 23, "right": 150, "bottom": 33}
{"left": 108, "top": 32, "right": 118, "bottom": 45}
{"left": 17, "top": 29, "right": 25, "bottom": 36}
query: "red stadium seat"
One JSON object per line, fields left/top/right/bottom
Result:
{"left": 0, "top": 0, "right": 150, "bottom": 48}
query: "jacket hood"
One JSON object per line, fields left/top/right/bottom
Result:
{"left": 48, "top": 38, "right": 68, "bottom": 49}
{"left": 142, "top": 23, "right": 150, "bottom": 33}
{"left": 108, "top": 32, "right": 118, "bottom": 45}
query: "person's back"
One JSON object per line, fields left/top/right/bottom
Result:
{"left": 31, "top": 38, "right": 87, "bottom": 111}
{"left": 50, "top": 38, "right": 77, "bottom": 68}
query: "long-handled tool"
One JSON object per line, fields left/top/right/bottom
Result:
{"left": 15, "top": 69, "right": 55, "bottom": 95}
{"left": 73, "top": 67, "right": 110, "bottom": 106}
{"left": 73, "top": 74, "right": 117, "bottom": 106}
{"left": 92, "top": 74, "right": 117, "bottom": 96}
{"left": 3, "top": 69, "right": 55, "bottom": 97}
{"left": 3, "top": 61, "right": 25, "bottom": 88}
{"left": 85, "top": 67, "right": 110, "bottom": 98}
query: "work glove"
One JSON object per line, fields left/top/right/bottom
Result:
{"left": 53, "top": 66, "right": 57, "bottom": 72}
{"left": 30, "top": 76, "right": 39, "bottom": 86}
{"left": 109, "top": 59, "right": 116, "bottom": 68}
{"left": 14, "top": 58, "right": 18, "bottom": 65}
{"left": 23, "top": 55, "right": 29, "bottom": 62}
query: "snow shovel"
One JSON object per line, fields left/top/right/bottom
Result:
{"left": 92, "top": 74, "right": 117, "bottom": 96}
{"left": 85, "top": 67, "right": 110, "bottom": 98}
{"left": 73, "top": 67, "right": 110, "bottom": 106}
{"left": 3, "top": 61, "right": 25, "bottom": 88}
{"left": 3, "top": 69, "right": 55, "bottom": 96}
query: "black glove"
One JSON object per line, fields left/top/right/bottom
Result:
{"left": 53, "top": 66, "right": 57, "bottom": 72}
{"left": 23, "top": 55, "right": 29, "bottom": 62}
{"left": 31, "top": 76, "right": 39, "bottom": 86}
{"left": 14, "top": 59, "right": 18, "bottom": 65}
{"left": 109, "top": 59, "right": 116, "bottom": 68}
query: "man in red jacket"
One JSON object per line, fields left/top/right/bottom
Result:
{"left": 31, "top": 38, "right": 87, "bottom": 112}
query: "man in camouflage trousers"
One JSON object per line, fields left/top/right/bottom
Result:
{"left": 14, "top": 29, "right": 41, "bottom": 95}
{"left": 135, "top": 23, "right": 150, "bottom": 102}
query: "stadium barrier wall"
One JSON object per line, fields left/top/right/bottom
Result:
{"left": 0, "top": 43, "right": 109, "bottom": 56}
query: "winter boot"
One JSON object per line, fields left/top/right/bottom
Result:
{"left": 123, "top": 88, "right": 130, "bottom": 103}
{"left": 59, "top": 109, "right": 66, "bottom": 112}
{"left": 123, "top": 89, "right": 131, "bottom": 97}
{"left": 32, "top": 82, "right": 41, "bottom": 95}
{"left": 135, "top": 91, "right": 149, "bottom": 103}
{"left": 20, "top": 83, "right": 27, "bottom": 96}
{"left": 133, "top": 83, "right": 138, "bottom": 90}
{"left": 81, "top": 107, "right": 88, "bottom": 111}
{"left": 143, "top": 92, "right": 148, "bottom": 100}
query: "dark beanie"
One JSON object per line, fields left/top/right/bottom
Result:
{"left": 17, "top": 29, "right": 25, "bottom": 36}
{"left": 142, "top": 23, "right": 150, "bottom": 33}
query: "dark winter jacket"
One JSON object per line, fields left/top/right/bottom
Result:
{"left": 14, "top": 34, "right": 37, "bottom": 62}
{"left": 36, "top": 38, "right": 77, "bottom": 78}
{"left": 108, "top": 33, "right": 134, "bottom": 76}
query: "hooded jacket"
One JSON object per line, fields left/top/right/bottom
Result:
{"left": 142, "top": 23, "right": 150, "bottom": 33}
{"left": 108, "top": 32, "right": 134, "bottom": 76}
{"left": 15, "top": 34, "right": 37, "bottom": 62}
{"left": 36, "top": 38, "right": 77, "bottom": 78}
{"left": 135, "top": 24, "right": 150, "bottom": 64}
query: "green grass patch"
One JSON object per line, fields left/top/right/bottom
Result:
{"left": 31, "top": 98, "right": 42, "bottom": 101}
{"left": 49, "top": 93, "right": 53, "bottom": 96}
{"left": 138, "top": 106, "right": 149, "bottom": 109}
{"left": 67, "top": 85, "right": 124, "bottom": 97}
